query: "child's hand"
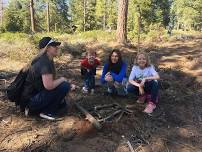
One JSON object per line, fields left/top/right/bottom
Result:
{"left": 140, "top": 78, "right": 146, "bottom": 87}
{"left": 139, "top": 86, "right": 145, "bottom": 95}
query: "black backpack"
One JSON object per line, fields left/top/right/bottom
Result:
{"left": 6, "top": 66, "right": 29, "bottom": 106}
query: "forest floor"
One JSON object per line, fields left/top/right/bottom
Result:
{"left": 0, "top": 35, "right": 202, "bottom": 152}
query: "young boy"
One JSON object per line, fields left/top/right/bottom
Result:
{"left": 81, "top": 49, "right": 100, "bottom": 94}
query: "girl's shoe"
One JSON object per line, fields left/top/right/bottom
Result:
{"left": 82, "top": 87, "right": 88, "bottom": 93}
{"left": 143, "top": 102, "right": 156, "bottom": 114}
{"left": 136, "top": 95, "right": 146, "bottom": 103}
{"left": 146, "top": 94, "right": 159, "bottom": 103}
{"left": 146, "top": 94, "right": 151, "bottom": 102}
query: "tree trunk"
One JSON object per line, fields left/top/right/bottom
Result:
{"left": 137, "top": 5, "right": 141, "bottom": 52}
{"left": 103, "top": 0, "right": 106, "bottom": 30}
{"left": 0, "top": 0, "right": 3, "bottom": 26}
{"left": 83, "top": 0, "right": 86, "bottom": 32}
{"left": 116, "top": 0, "right": 128, "bottom": 44}
{"left": 47, "top": 1, "right": 50, "bottom": 32}
{"left": 103, "top": 15, "right": 106, "bottom": 30}
{"left": 55, "top": 23, "right": 57, "bottom": 32}
{"left": 30, "top": 0, "right": 35, "bottom": 32}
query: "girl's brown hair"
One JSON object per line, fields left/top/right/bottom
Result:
{"left": 107, "top": 49, "right": 123, "bottom": 73}
{"left": 134, "top": 51, "right": 151, "bottom": 67}
{"left": 108, "top": 49, "right": 122, "bottom": 64}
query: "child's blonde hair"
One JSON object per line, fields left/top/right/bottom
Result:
{"left": 87, "top": 48, "right": 96, "bottom": 56}
{"left": 134, "top": 51, "right": 151, "bottom": 67}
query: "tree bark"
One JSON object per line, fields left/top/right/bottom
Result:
{"left": 83, "top": 0, "right": 86, "bottom": 32}
{"left": 30, "top": 0, "right": 35, "bottom": 33}
{"left": 103, "top": 0, "right": 106, "bottom": 30}
{"left": 0, "top": 0, "right": 3, "bottom": 26}
{"left": 137, "top": 5, "right": 141, "bottom": 52}
{"left": 47, "top": 1, "right": 50, "bottom": 32}
{"left": 116, "top": 0, "right": 129, "bottom": 44}
{"left": 55, "top": 23, "right": 58, "bottom": 32}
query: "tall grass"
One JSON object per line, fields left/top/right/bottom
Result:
{"left": 0, "top": 31, "right": 116, "bottom": 63}
{"left": 0, "top": 30, "right": 200, "bottom": 63}
{"left": 0, "top": 32, "right": 37, "bottom": 63}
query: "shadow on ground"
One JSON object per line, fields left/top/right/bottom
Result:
{"left": 0, "top": 37, "right": 202, "bottom": 152}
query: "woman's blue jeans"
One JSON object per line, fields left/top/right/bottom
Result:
{"left": 28, "top": 82, "right": 70, "bottom": 115}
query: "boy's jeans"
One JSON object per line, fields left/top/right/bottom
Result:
{"left": 84, "top": 71, "right": 95, "bottom": 90}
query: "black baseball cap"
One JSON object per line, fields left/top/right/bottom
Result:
{"left": 39, "top": 37, "right": 61, "bottom": 49}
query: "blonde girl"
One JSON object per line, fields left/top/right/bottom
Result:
{"left": 127, "top": 52, "right": 160, "bottom": 114}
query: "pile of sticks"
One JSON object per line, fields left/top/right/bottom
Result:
{"left": 75, "top": 102, "right": 133, "bottom": 130}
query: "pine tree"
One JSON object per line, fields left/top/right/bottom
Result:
{"left": 116, "top": 0, "right": 129, "bottom": 44}
{"left": 70, "top": 0, "right": 96, "bottom": 31}
{"left": 106, "top": 0, "right": 117, "bottom": 30}
{"left": 172, "top": 0, "right": 202, "bottom": 31}
{"left": 4, "top": 0, "right": 28, "bottom": 32}
{"left": 85, "top": 0, "right": 96, "bottom": 30}
{"left": 47, "top": 0, "right": 50, "bottom": 32}
{"left": 30, "top": 0, "right": 35, "bottom": 32}
{"left": 50, "top": 0, "right": 70, "bottom": 32}
{"left": 70, "top": 0, "right": 84, "bottom": 31}
{"left": 95, "top": 0, "right": 106, "bottom": 29}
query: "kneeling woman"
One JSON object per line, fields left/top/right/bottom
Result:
{"left": 21, "top": 37, "right": 75, "bottom": 120}
{"left": 100, "top": 49, "right": 127, "bottom": 96}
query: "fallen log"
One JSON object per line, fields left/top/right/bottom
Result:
{"left": 74, "top": 102, "right": 102, "bottom": 130}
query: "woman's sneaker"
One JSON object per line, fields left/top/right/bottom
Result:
{"left": 25, "top": 108, "right": 29, "bottom": 117}
{"left": 143, "top": 102, "right": 156, "bottom": 114}
{"left": 90, "top": 89, "right": 95, "bottom": 95}
{"left": 136, "top": 95, "right": 146, "bottom": 103}
{"left": 82, "top": 86, "right": 88, "bottom": 93}
{"left": 39, "top": 113, "right": 56, "bottom": 121}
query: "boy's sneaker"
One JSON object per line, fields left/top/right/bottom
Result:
{"left": 90, "top": 89, "right": 95, "bottom": 95}
{"left": 39, "top": 113, "right": 56, "bottom": 121}
{"left": 143, "top": 102, "right": 156, "bottom": 114}
{"left": 82, "top": 87, "right": 88, "bottom": 93}
{"left": 107, "top": 88, "right": 113, "bottom": 94}
{"left": 137, "top": 95, "right": 146, "bottom": 103}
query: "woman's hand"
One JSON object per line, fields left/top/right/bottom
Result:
{"left": 105, "top": 73, "right": 113, "bottom": 82}
{"left": 60, "top": 77, "right": 67, "bottom": 82}
{"left": 70, "top": 84, "right": 76, "bottom": 91}
{"left": 71, "top": 84, "right": 81, "bottom": 91}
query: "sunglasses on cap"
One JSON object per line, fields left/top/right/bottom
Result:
{"left": 45, "top": 39, "right": 61, "bottom": 48}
